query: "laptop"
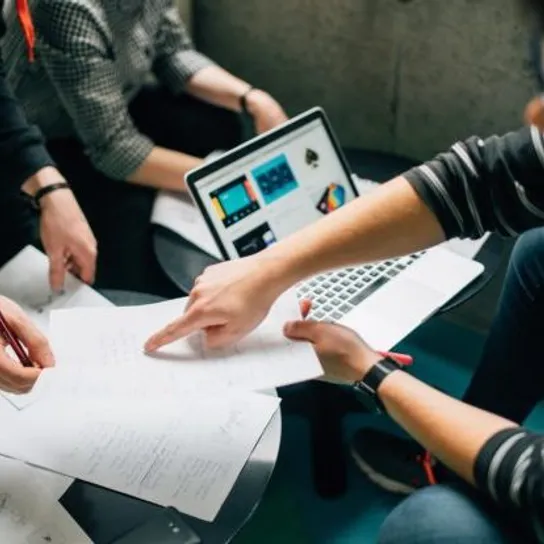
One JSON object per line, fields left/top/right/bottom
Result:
{"left": 186, "top": 107, "right": 484, "bottom": 350}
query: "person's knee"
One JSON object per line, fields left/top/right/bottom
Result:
{"left": 509, "top": 228, "right": 544, "bottom": 299}
{"left": 378, "top": 485, "right": 510, "bottom": 544}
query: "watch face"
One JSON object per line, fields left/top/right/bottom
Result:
{"left": 352, "top": 383, "right": 382, "bottom": 414}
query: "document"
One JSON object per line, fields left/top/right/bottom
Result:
{"left": 152, "top": 191, "right": 222, "bottom": 259}
{"left": 50, "top": 290, "right": 323, "bottom": 391}
{"left": 0, "top": 246, "right": 112, "bottom": 410}
{"left": 2, "top": 393, "right": 280, "bottom": 521}
{"left": 0, "top": 457, "right": 91, "bottom": 543}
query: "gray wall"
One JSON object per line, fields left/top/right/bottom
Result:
{"left": 194, "top": 0, "right": 537, "bottom": 159}
{"left": 193, "top": 0, "right": 535, "bottom": 331}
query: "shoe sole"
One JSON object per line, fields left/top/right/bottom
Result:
{"left": 350, "top": 446, "right": 416, "bottom": 495}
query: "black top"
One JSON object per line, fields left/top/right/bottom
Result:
{"left": 404, "top": 128, "right": 544, "bottom": 541}
{"left": 0, "top": 1, "right": 53, "bottom": 192}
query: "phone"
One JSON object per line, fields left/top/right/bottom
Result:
{"left": 110, "top": 508, "right": 201, "bottom": 544}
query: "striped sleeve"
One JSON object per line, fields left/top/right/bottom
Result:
{"left": 474, "top": 428, "right": 544, "bottom": 542}
{"left": 403, "top": 126, "right": 544, "bottom": 239}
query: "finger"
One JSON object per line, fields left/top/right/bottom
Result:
{"left": 144, "top": 307, "right": 222, "bottom": 352}
{"left": 283, "top": 319, "right": 322, "bottom": 343}
{"left": 72, "top": 246, "right": 97, "bottom": 285}
{"left": 8, "top": 314, "right": 55, "bottom": 368}
{"left": 205, "top": 325, "right": 243, "bottom": 350}
{"left": 0, "top": 351, "right": 41, "bottom": 392}
{"left": 48, "top": 251, "right": 66, "bottom": 293}
{"left": 299, "top": 299, "right": 312, "bottom": 318}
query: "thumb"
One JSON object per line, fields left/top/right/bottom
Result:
{"left": 283, "top": 320, "right": 321, "bottom": 343}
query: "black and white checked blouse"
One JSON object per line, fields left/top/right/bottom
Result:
{"left": 2, "top": 0, "right": 214, "bottom": 179}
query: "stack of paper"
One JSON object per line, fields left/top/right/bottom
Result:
{"left": 0, "top": 247, "right": 321, "bottom": 525}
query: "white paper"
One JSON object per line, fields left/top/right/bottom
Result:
{"left": 50, "top": 290, "right": 323, "bottom": 392}
{"left": 0, "top": 457, "right": 91, "bottom": 543}
{"left": 152, "top": 191, "right": 222, "bottom": 259}
{"left": 0, "top": 246, "right": 112, "bottom": 410}
{"left": 2, "top": 394, "right": 280, "bottom": 522}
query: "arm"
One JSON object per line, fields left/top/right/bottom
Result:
{"left": 0, "top": 15, "right": 96, "bottom": 289}
{"left": 33, "top": 1, "right": 199, "bottom": 191}
{"left": 153, "top": 5, "right": 287, "bottom": 133}
{"left": 145, "top": 126, "right": 544, "bottom": 350}
{"left": 284, "top": 318, "right": 544, "bottom": 540}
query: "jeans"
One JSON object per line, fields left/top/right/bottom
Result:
{"left": 379, "top": 227, "right": 544, "bottom": 543}
{"left": 0, "top": 88, "right": 242, "bottom": 298}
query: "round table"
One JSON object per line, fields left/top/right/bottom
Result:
{"left": 60, "top": 289, "right": 282, "bottom": 544}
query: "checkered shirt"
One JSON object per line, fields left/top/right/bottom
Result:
{"left": 2, "top": 0, "right": 214, "bottom": 179}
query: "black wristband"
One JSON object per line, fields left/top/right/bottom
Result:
{"left": 31, "top": 182, "right": 70, "bottom": 210}
{"left": 240, "top": 86, "right": 255, "bottom": 115}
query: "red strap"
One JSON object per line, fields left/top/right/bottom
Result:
{"left": 16, "top": 0, "right": 36, "bottom": 62}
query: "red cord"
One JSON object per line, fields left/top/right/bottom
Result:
{"left": 421, "top": 451, "right": 438, "bottom": 485}
{"left": 16, "top": 0, "right": 36, "bottom": 62}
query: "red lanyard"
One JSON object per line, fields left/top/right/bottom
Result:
{"left": 16, "top": 0, "right": 36, "bottom": 62}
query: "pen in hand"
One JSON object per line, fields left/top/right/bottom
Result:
{"left": 0, "top": 310, "right": 34, "bottom": 368}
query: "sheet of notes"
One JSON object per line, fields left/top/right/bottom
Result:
{"left": 0, "top": 246, "right": 112, "bottom": 410}
{"left": 0, "top": 457, "right": 91, "bottom": 543}
{"left": 49, "top": 290, "right": 323, "bottom": 392}
{"left": 2, "top": 393, "right": 280, "bottom": 522}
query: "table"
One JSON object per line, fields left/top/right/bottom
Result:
{"left": 60, "top": 289, "right": 282, "bottom": 544}
{"left": 152, "top": 148, "right": 505, "bottom": 499}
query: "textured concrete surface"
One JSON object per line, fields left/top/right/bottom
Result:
{"left": 189, "top": 0, "right": 534, "bottom": 332}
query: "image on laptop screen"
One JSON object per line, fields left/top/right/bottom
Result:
{"left": 191, "top": 115, "right": 358, "bottom": 259}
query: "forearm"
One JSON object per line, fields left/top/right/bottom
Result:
{"left": 378, "top": 371, "right": 518, "bottom": 484}
{"left": 184, "top": 65, "right": 250, "bottom": 112}
{"left": 263, "top": 177, "right": 445, "bottom": 290}
{"left": 127, "top": 146, "right": 202, "bottom": 191}
{"left": 21, "top": 166, "right": 66, "bottom": 196}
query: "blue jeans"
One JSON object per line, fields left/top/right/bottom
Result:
{"left": 379, "top": 228, "right": 544, "bottom": 543}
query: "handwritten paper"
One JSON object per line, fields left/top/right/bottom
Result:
{"left": 2, "top": 393, "right": 280, "bottom": 521}
{"left": 0, "top": 457, "right": 91, "bottom": 543}
{"left": 50, "top": 290, "right": 323, "bottom": 391}
{"left": 152, "top": 191, "right": 222, "bottom": 259}
{"left": 0, "top": 246, "right": 111, "bottom": 410}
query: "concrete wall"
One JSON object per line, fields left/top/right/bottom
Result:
{"left": 190, "top": 0, "right": 536, "bottom": 332}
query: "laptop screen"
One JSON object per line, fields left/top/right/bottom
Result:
{"left": 189, "top": 112, "right": 358, "bottom": 259}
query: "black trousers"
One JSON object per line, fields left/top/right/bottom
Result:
{"left": 0, "top": 88, "right": 242, "bottom": 297}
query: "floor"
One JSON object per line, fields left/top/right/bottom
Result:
{"left": 234, "top": 316, "right": 544, "bottom": 544}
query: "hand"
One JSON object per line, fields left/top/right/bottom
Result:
{"left": 245, "top": 90, "right": 288, "bottom": 134}
{"left": 283, "top": 300, "right": 380, "bottom": 383}
{"left": 145, "top": 253, "right": 286, "bottom": 352}
{"left": 39, "top": 189, "right": 97, "bottom": 291}
{"left": 524, "top": 95, "right": 544, "bottom": 130}
{"left": 0, "top": 296, "right": 54, "bottom": 393}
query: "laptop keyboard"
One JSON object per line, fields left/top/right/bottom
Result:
{"left": 296, "top": 252, "right": 426, "bottom": 322}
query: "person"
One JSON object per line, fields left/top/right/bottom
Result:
{"left": 2, "top": 0, "right": 288, "bottom": 295}
{"left": 0, "top": 0, "right": 96, "bottom": 291}
{"left": 141, "top": 37, "right": 544, "bottom": 544}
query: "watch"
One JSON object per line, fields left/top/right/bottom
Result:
{"left": 352, "top": 356, "right": 403, "bottom": 413}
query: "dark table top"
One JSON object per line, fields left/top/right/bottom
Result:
{"left": 60, "top": 289, "right": 282, "bottom": 544}
{"left": 153, "top": 148, "right": 506, "bottom": 309}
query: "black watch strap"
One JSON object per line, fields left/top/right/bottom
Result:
{"left": 240, "top": 86, "right": 255, "bottom": 115}
{"left": 353, "top": 356, "right": 402, "bottom": 413}
{"left": 30, "top": 182, "right": 70, "bottom": 210}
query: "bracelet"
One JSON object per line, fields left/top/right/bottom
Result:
{"left": 240, "top": 86, "right": 256, "bottom": 115}
{"left": 31, "top": 182, "right": 70, "bottom": 210}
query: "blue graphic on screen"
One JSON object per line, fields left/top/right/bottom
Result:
{"left": 219, "top": 184, "right": 250, "bottom": 215}
{"left": 251, "top": 154, "right": 299, "bottom": 205}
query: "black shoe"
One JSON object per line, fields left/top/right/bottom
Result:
{"left": 350, "top": 428, "right": 437, "bottom": 494}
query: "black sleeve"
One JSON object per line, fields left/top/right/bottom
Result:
{"left": 403, "top": 127, "right": 544, "bottom": 239}
{"left": 474, "top": 427, "right": 544, "bottom": 542}
{"left": 0, "top": 13, "right": 54, "bottom": 193}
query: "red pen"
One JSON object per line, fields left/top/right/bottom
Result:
{"left": 0, "top": 310, "right": 33, "bottom": 368}
{"left": 378, "top": 350, "right": 413, "bottom": 367}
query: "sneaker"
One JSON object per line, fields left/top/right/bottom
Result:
{"left": 350, "top": 428, "right": 437, "bottom": 494}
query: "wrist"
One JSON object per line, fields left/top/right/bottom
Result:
{"left": 351, "top": 351, "right": 382, "bottom": 382}
{"left": 242, "top": 88, "right": 271, "bottom": 117}
{"left": 22, "top": 166, "right": 66, "bottom": 197}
